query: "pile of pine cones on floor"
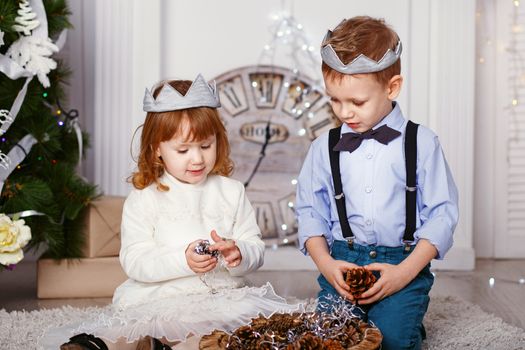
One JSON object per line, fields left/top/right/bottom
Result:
{"left": 199, "top": 267, "right": 381, "bottom": 350}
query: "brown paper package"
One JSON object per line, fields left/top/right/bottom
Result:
{"left": 37, "top": 257, "right": 127, "bottom": 298}
{"left": 82, "top": 195, "right": 125, "bottom": 258}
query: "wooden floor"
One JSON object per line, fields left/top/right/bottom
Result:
{"left": 1, "top": 259, "right": 524, "bottom": 330}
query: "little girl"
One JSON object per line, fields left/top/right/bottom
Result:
{"left": 42, "top": 75, "right": 301, "bottom": 350}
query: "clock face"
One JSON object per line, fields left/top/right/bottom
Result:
{"left": 213, "top": 65, "right": 339, "bottom": 246}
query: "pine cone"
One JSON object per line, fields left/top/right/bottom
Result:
{"left": 287, "top": 333, "right": 324, "bottom": 350}
{"left": 199, "top": 330, "right": 230, "bottom": 350}
{"left": 243, "top": 338, "right": 260, "bottom": 350}
{"left": 347, "top": 321, "right": 382, "bottom": 350}
{"left": 344, "top": 267, "right": 376, "bottom": 299}
{"left": 223, "top": 339, "right": 243, "bottom": 350}
{"left": 200, "top": 310, "right": 382, "bottom": 350}
{"left": 339, "top": 322, "right": 361, "bottom": 347}
{"left": 233, "top": 325, "right": 254, "bottom": 339}
{"left": 250, "top": 315, "right": 269, "bottom": 331}
{"left": 323, "top": 339, "right": 345, "bottom": 350}
{"left": 269, "top": 313, "right": 303, "bottom": 334}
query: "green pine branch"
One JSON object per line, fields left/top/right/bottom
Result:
{"left": 44, "top": 0, "right": 72, "bottom": 38}
{"left": 0, "top": 1, "right": 18, "bottom": 49}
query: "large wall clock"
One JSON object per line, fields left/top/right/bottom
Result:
{"left": 213, "top": 65, "right": 339, "bottom": 246}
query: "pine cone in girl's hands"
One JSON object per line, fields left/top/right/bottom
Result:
{"left": 194, "top": 240, "right": 219, "bottom": 258}
{"left": 344, "top": 267, "right": 377, "bottom": 299}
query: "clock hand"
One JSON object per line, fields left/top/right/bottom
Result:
{"left": 244, "top": 120, "right": 272, "bottom": 188}
{"left": 292, "top": 91, "right": 304, "bottom": 110}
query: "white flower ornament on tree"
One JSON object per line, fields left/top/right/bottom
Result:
{"left": 6, "top": 36, "right": 58, "bottom": 87}
{"left": 0, "top": 214, "right": 32, "bottom": 266}
{"left": 6, "top": 0, "right": 58, "bottom": 87}
{"left": 0, "top": 29, "right": 5, "bottom": 48}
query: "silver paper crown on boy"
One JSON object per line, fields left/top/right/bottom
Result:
{"left": 143, "top": 74, "right": 221, "bottom": 112}
{"left": 321, "top": 24, "right": 402, "bottom": 75}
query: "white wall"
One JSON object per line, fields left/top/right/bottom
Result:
{"left": 67, "top": 0, "right": 476, "bottom": 269}
{"left": 161, "top": 1, "right": 409, "bottom": 84}
{"left": 474, "top": 0, "right": 525, "bottom": 258}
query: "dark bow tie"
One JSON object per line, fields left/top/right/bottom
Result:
{"left": 333, "top": 124, "right": 401, "bottom": 153}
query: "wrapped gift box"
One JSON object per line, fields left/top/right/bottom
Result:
{"left": 82, "top": 195, "right": 125, "bottom": 258}
{"left": 37, "top": 257, "right": 127, "bottom": 298}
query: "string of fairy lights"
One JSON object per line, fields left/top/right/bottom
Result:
{"left": 476, "top": 0, "right": 524, "bottom": 287}
{"left": 508, "top": 0, "right": 524, "bottom": 142}
{"left": 0, "top": 90, "right": 80, "bottom": 171}
{"left": 257, "top": 2, "right": 322, "bottom": 83}
{"left": 255, "top": 2, "right": 322, "bottom": 246}
{"left": 258, "top": 9, "right": 323, "bottom": 138}
{"left": 477, "top": 0, "right": 524, "bottom": 140}
{"left": 503, "top": 0, "right": 525, "bottom": 287}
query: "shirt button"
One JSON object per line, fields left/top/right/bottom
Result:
{"left": 365, "top": 219, "right": 372, "bottom": 226}
{"left": 369, "top": 250, "right": 377, "bottom": 258}
{"left": 366, "top": 153, "right": 373, "bottom": 159}
{"left": 365, "top": 187, "right": 372, "bottom": 193}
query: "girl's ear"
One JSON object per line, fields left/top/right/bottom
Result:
{"left": 152, "top": 144, "right": 161, "bottom": 158}
{"left": 387, "top": 75, "right": 403, "bottom": 100}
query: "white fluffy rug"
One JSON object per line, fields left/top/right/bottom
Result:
{"left": 1, "top": 296, "right": 524, "bottom": 350}
{"left": 423, "top": 296, "right": 525, "bottom": 349}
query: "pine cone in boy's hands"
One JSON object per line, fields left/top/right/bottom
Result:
{"left": 344, "top": 267, "right": 376, "bottom": 299}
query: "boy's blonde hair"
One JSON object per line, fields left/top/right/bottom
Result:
{"left": 131, "top": 80, "right": 233, "bottom": 191}
{"left": 321, "top": 16, "right": 401, "bottom": 85}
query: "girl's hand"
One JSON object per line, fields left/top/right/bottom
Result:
{"left": 209, "top": 230, "right": 242, "bottom": 268}
{"left": 358, "top": 263, "right": 413, "bottom": 304}
{"left": 185, "top": 240, "right": 218, "bottom": 273}
{"left": 319, "top": 258, "right": 359, "bottom": 301}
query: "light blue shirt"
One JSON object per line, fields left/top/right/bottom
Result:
{"left": 296, "top": 103, "right": 459, "bottom": 259}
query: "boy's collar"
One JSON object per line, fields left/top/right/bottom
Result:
{"left": 340, "top": 102, "right": 405, "bottom": 134}
{"left": 373, "top": 102, "right": 404, "bottom": 131}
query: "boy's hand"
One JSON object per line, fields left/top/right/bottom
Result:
{"left": 319, "top": 258, "right": 359, "bottom": 301}
{"left": 185, "top": 240, "right": 218, "bottom": 273}
{"left": 359, "top": 240, "right": 436, "bottom": 304}
{"left": 357, "top": 263, "right": 412, "bottom": 304}
{"left": 209, "top": 230, "right": 242, "bottom": 268}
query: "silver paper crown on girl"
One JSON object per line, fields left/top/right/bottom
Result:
{"left": 320, "top": 24, "right": 402, "bottom": 75}
{"left": 143, "top": 74, "right": 221, "bottom": 112}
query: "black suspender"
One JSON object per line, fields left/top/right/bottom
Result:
{"left": 404, "top": 121, "right": 419, "bottom": 242}
{"left": 328, "top": 128, "right": 354, "bottom": 240}
{"left": 328, "top": 121, "right": 419, "bottom": 244}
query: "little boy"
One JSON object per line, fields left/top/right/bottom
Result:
{"left": 296, "top": 16, "right": 459, "bottom": 350}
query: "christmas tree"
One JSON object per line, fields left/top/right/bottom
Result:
{"left": 0, "top": 0, "right": 97, "bottom": 270}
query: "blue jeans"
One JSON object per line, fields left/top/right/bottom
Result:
{"left": 317, "top": 240, "right": 434, "bottom": 350}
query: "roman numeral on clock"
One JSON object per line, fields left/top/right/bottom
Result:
{"left": 218, "top": 75, "right": 248, "bottom": 117}
{"left": 253, "top": 202, "right": 277, "bottom": 239}
{"left": 306, "top": 102, "right": 339, "bottom": 139}
{"left": 249, "top": 73, "right": 283, "bottom": 109}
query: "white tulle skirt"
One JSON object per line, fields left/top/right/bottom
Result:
{"left": 38, "top": 282, "right": 302, "bottom": 349}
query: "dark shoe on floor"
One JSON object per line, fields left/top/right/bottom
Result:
{"left": 60, "top": 333, "right": 108, "bottom": 350}
{"left": 136, "top": 336, "right": 172, "bottom": 350}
